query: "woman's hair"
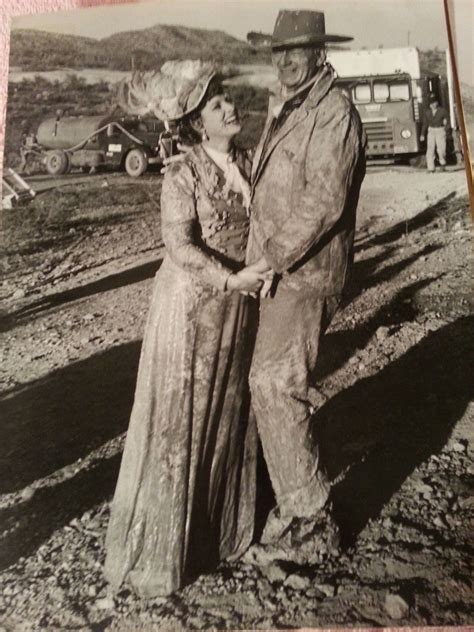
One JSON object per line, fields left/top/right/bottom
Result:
{"left": 178, "top": 76, "right": 224, "bottom": 145}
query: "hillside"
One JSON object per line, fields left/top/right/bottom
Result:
{"left": 9, "top": 26, "right": 270, "bottom": 72}
{"left": 9, "top": 30, "right": 109, "bottom": 70}
{"left": 9, "top": 27, "right": 454, "bottom": 78}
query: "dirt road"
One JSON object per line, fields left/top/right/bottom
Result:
{"left": 0, "top": 165, "right": 472, "bottom": 630}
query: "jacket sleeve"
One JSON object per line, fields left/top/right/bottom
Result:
{"left": 262, "top": 104, "right": 362, "bottom": 274}
{"left": 160, "top": 162, "right": 233, "bottom": 291}
{"left": 421, "top": 110, "right": 429, "bottom": 137}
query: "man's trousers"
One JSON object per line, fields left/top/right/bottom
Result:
{"left": 426, "top": 127, "right": 446, "bottom": 171}
{"left": 249, "top": 288, "right": 340, "bottom": 519}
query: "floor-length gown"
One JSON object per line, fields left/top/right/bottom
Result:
{"left": 104, "top": 144, "right": 257, "bottom": 597}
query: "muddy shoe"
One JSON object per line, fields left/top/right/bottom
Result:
{"left": 243, "top": 507, "right": 340, "bottom": 567}
{"left": 286, "top": 508, "right": 341, "bottom": 564}
{"left": 260, "top": 507, "right": 294, "bottom": 545}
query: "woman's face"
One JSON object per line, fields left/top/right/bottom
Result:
{"left": 199, "top": 93, "right": 241, "bottom": 141}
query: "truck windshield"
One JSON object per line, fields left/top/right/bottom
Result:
{"left": 353, "top": 83, "right": 371, "bottom": 104}
{"left": 389, "top": 81, "right": 410, "bottom": 101}
{"left": 373, "top": 80, "right": 410, "bottom": 103}
{"left": 373, "top": 82, "right": 389, "bottom": 103}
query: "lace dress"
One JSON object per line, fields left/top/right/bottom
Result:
{"left": 104, "top": 144, "right": 257, "bottom": 597}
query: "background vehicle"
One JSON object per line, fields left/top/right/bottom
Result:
{"left": 23, "top": 113, "right": 171, "bottom": 177}
{"left": 328, "top": 47, "right": 456, "bottom": 162}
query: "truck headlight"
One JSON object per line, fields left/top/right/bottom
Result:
{"left": 401, "top": 129, "right": 412, "bottom": 139}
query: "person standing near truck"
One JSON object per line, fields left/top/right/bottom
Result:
{"left": 420, "top": 94, "right": 449, "bottom": 173}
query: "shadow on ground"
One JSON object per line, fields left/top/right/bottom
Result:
{"left": 2, "top": 316, "right": 471, "bottom": 570}
{"left": 355, "top": 191, "right": 459, "bottom": 253}
{"left": 0, "top": 259, "right": 161, "bottom": 332}
{"left": 0, "top": 342, "right": 141, "bottom": 494}
{"left": 315, "top": 276, "right": 439, "bottom": 382}
{"left": 316, "top": 315, "right": 474, "bottom": 543}
{"left": 0, "top": 453, "right": 121, "bottom": 570}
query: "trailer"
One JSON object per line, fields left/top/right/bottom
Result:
{"left": 22, "top": 113, "right": 172, "bottom": 177}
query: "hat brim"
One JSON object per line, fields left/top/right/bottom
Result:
{"left": 271, "top": 33, "right": 353, "bottom": 49}
{"left": 168, "top": 71, "right": 217, "bottom": 122}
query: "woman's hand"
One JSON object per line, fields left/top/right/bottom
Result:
{"left": 227, "top": 267, "right": 272, "bottom": 293}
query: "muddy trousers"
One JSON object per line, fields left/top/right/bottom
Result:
{"left": 426, "top": 127, "right": 446, "bottom": 171}
{"left": 249, "top": 289, "right": 340, "bottom": 519}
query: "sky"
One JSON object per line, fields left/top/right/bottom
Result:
{"left": 11, "top": 0, "right": 473, "bottom": 85}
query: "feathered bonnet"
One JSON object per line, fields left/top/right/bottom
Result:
{"left": 117, "top": 60, "right": 217, "bottom": 122}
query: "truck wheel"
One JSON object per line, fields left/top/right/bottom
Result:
{"left": 125, "top": 149, "right": 148, "bottom": 177}
{"left": 45, "top": 150, "right": 70, "bottom": 175}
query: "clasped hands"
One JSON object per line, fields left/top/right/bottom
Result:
{"left": 162, "top": 151, "right": 275, "bottom": 299}
{"left": 227, "top": 257, "right": 275, "bottom": 299}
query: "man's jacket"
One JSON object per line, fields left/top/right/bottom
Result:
{"left": 247, "top": 63, "right": 366, "bottom": 296}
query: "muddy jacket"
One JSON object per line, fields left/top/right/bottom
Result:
{"left": 247, "top": 63, "right": 366, "bottom": 296}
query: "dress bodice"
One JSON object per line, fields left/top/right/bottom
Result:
{"left": 160, "top": 145, "right": 252, "bottom": 291}
{"left": 193, "top": 155, "right": 250, "bottom": 266}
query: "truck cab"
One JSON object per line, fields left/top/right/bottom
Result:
{"left": 328, "top": 47, "right": 448, "bottom": 160}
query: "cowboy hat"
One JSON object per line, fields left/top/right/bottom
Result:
{"left": 271, "top": 10, "right": 352, "bottom": 49}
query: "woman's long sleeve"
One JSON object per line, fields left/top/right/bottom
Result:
{"left": 160, "top": 162, "right": 233, "bottom": 292}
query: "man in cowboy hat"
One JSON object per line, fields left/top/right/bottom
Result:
{"left": 245, "top": 9, "right": 366, "bottom": 563}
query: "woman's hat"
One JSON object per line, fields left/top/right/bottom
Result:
{"left": 117, "top": 60, "right": 216, "bottom": 122}
{"left": 271, "top": 10, "right": 353, "bottom": 49}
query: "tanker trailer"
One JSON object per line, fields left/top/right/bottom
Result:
{"left": 32, "top": 113, "right": 167, "bottom": 176}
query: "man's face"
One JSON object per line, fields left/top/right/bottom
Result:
{"left": 272, "top": 46, "right": 322, "bottom": 91}
{"left": 430, "top": 100, "right": 439, "bottom": 112}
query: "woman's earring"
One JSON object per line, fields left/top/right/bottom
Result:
{"left": 202, "top": 129, "right": 209, "bottom": 142}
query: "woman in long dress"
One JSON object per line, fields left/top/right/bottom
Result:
{"left": 104, "top": 62, "right": 270, "bottom": 598}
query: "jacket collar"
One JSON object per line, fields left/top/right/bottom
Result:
{"left": 251, "top": 63, "right": 336, "bottom": 186}
{"left": 302, "top": 62, "right": 337, "bottom": 111}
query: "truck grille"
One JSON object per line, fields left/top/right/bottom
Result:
{"left": 364, "top": 120, "right": 394, "bottom": 142}
{"left": 362, "top": 120, "right": 395, "bottom": 154}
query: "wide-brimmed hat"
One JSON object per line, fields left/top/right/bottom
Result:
{"left": 117, "top": 60, "right": 216, "bottom": 122}
{"left": 429, "top": 93, "right": 439, "bottom": 104}
{"left": 271, "top": 10, "right": 352, "bottom": 49}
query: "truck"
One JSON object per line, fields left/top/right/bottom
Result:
{"left": 327, "top": 47, "right": 455, "bottom": 162}
{"left": 22, "top": 112, "right": 174, "bottom": 177}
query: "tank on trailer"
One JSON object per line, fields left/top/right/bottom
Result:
{"left": 36, "top": 115, "right": 109, "bottom": 150}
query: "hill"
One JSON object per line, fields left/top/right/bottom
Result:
{"left": 10, "top": 28, "right": 453, "bottom": 79}
{"left": 9, "top": 25, "right": 270, "bottom": 72}
{"left": 9, "top": 30, "right": 109, "bottom": 70}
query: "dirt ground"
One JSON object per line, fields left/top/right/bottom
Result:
{"left": 0, "top": 164, "right": 473, "bottom": 630}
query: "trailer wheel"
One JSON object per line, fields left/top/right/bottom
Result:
{"left": 45, "top": 150, "right": 70, "bottom": 175}
{"left": 125, "top": 149, "right": 148, "bottom": 177}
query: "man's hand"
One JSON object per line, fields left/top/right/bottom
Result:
{"left": 259, "top": 277, "right": 274, "bottom": 299}
{"left": 244, "top": 257, "right": 275, "bottom": 298}
{"left": 420, "top": 135, "right": 425, "bottom": 142}
{"left": 160, "top": 143, "right": 192, "bottom": 174}
{"left": 245, "top": 256, "right": 272, "bottom": 274}
{"left": 227, "top": 266, "right": 273, "bottom": 294}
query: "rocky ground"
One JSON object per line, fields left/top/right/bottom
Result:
{"left": 0, "top": 165, "right": 473, "bottom": 630}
